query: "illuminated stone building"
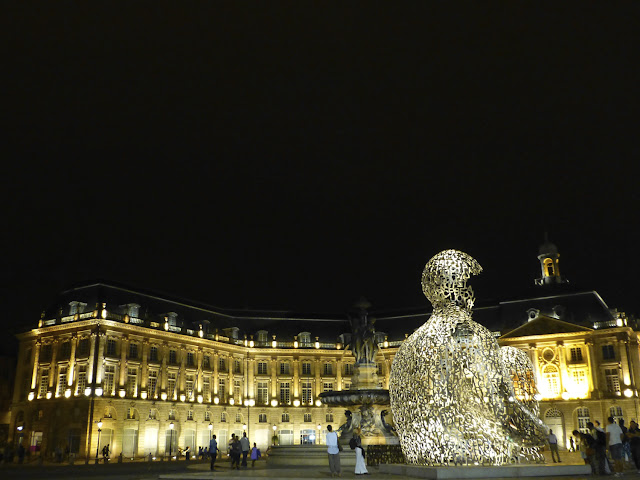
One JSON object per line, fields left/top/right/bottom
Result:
{"left": 8, "top": 240, "right": 638, "bottom": 459}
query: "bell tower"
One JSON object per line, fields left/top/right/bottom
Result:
{"left": 535, "top": 234, "right": 568, "bottom": 286}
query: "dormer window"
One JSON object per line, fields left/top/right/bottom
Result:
{"left": 526, "top": 309, "right": 540, "bottom": 321}
{"left": 256, "top": 330, "right": 268, "bottom": 344}
{"left": 68, "top": 301, "right": 87, "bottom": 316}
{"left": 299, "top": 332, "right": 311, "bottom": 346}
{"left": 166, "top": 312, "right": 178, "bottom": 326}
{"left": 125, "top": 304, "right": 140, "bottom": 318}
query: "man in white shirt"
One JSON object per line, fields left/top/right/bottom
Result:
{"left": 606, "top": 416, "right": 625, "bottom": 476}
{"left": 326, "top": 424, "right": 341, "bottom": 477}
{"left": 548, "top": 429, "right": 561, "bottom": 463}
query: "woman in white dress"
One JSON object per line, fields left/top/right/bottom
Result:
{"left": 353, "top": 428, "right": 368, "bottom": 475}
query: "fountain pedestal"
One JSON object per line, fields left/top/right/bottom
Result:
{"left": 320, "top": 362, "right": 398, "bottom": 446}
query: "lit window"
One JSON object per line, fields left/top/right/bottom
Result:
{"left": 259, "top": 413, "right": 267, "bottom": 423}
{"left": 257, "top": 382, "right": 268, "bottom": 405}
{"left": 280, "top": 382, "right": 290, "bottom": 404}
{"left": 257, "top": 362, "right": 268, "bottom": 375}
{"left": 57, "top": 367, "right": 67, "bottom": 397}
{"left": 326, "top": 413, "right": 334, "bottom": 422}
{"left": 187, "top": 410, "right": 194, "bottom": 421}
{"left": 75, "top": 366, "right": 87, "bottom": 395}
{"left": 605, "top": 369, "right": 621, "bottom": 393}
{"left": 304, "top": 413, "right": 312, "bottom": 422}
{"left": 302, "top": 382, "right": 313, "bottom": 404}
{"left": 570, "top": 347, "right": 583, "bottom": 362}
{"left": 148, "top": 371, "right": 158, "bottom": 398}
{"left": 602, "top": 345, "right": 616, "bottom": 360}
{"left": 610, "top": 406, "right": 623, "bottom": 422}
{"left": 302, "top": 362, "right": 312, "bottom": 375}
{"left": 542, "top": 365, "right": 560, "bottom": 397}
{"left": 576, "top": 407, "right": 590, "bottom": 432}
{"left": 235, "top": 412, "right": 242, "bottom": 423}
{"left": 281, "top": 412, "right": 290, "bottom": 423}
{"left": 204, "top": 411, "right": 211, "bottom": 421}
{"left": 280, "top": 362, "right": 290, "bottom": 375}
{"left": 167, "top": 373, "right": 177, "bottom": 400}
{"left": 104, "top": 365, "right": 116, "bottom": 396}
{"left": 221, "top": 412, "right": 227, "bottom": 423}
{"left": 323, "top": 382, "right": 333, "bottom": 392}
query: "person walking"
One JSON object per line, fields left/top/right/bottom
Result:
{"left": 548, "top": 429, "right": 561, "bottom": 463}
{"left": 351, "top": 427, "right": 368, "bottom": 475}
{"left": 326, "top": 424, "right": 341, "bottom": 477}
{"left": 209, "top": 434, "right": 219, "bottom": 471}
{"left": 240, "top": 432, "right": 250, "bottom": 467}
{"left": 606, "top": 416, "right": 625, "bottom": 476}
{"left": 250, "top": 442, "right": 261, "bottom": 467}
{"left": 230, "top": 435, "right": 241, "bottom": 470}
{"left": 588, "top": 421, "right": 608, "bottom": 475}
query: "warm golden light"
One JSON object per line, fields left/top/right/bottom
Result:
{"left": 28, "top": 392, "right": 35, "bottom": 401}
{"left": 271, "top": 399, "right": 278, "bottom": 407}
{"left": 161, "top": 392, "right": 168, "bottom": 401}
{"left": 197, "top": 394, "right": 203, "bottom": 403}
{"left": 213, "top": 396, "right": 220, "bottom": 404}
{"left": 140, "top": 391, "right": 147, "bottom": 400}
{"left": 293, "top": 399, "right": 300, "bottom": 407}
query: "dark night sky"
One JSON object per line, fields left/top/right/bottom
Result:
{"left": 2, "top": 3, "right": 639, "bottom": 352}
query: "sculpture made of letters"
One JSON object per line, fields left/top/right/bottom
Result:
{"left": 389, "top": 249, "right": 546, "bottom": 466}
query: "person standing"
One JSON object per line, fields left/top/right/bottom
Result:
{"left": 548, "top": 429, "right": 561, "bottom": 463}
{"left": 606, "top": 416, "right": 625, "bottom": 476}
{"left": 209, "top": 434, "right": 219, "bottom": 471}
{"left": 352, "top": 427, "right": 368, "bottom": 475}
{"left": 250, "top": 442, "right": 261, "bottom": 467}
{"left": 240, "top": 432, "right": 250, "bottom": 467}
{"left": 627, "top": 420, "right": 640, "bottom": 473}
{"left": 326, "top": 424, "right": 341, "bottom": 477}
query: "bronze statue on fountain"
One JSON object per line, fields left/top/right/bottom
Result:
{"left": 320, "top": 298, "right": 398, "bottom": 445}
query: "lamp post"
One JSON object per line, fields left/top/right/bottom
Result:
{"left": 169, "top": 422, "right": 174, "bottom": 460}
{"left": 272, "top": 425, "right": 277, "bottom": 446}
{"left": 95, "top": 420, "right": 103, "bottom": 464}
{"left": 317, "top": 424, "right": 322, "bottom": 445}
{"left": 208, "top": 422, "right": 213, "bottom": 442}
{"left": 243, "top": 398, "right": 255, "bottom": 437}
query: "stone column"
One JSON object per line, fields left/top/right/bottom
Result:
{"left": 31, "top": 340, "right": 41, "bottom": 390}
{"left": 68, "top": 334, "right": 78, "bottom": 389}
{"left": 228, "top": 355, "right": 234, "bottom": 400}
{"left": 271, "top": 357, "right": 278, "bottom": 398}
{"left": 247, "top": 357, "right": 254, "bottom": 399}
{"left": 86, "top": 333, "right": 97, "bottom": 384}
{"left": 95, "top": 333, "right": 106, "bottom": 384}
{"left": 315, "top": 359, "right": 322, "bottom": 397}
{"left": 140, "top": 340, "right": 149, "bottom": 389}
{"left": 160, "top": 342, "right": 168, "bottom": 390}
{"left": 49, "top": 339, "right": 59, "bottom": 389}
{"left": 213, "top": 352, "right": 219, "bottom": 395}
{"left": 556, "top": 341, "right": 567, "bottom": 394}
{"left": 586, "top": 339, "right": 601, "bottom": 396}
{"left": 120, "top": 336, "right": 129, "bottom": 389}
{"left": 179, "top": 345, "right": 187, "bottom": 394}
{"left": 197, "top": 348, "right": 203, "bottom": 394}
{"left": 293, "top": 359, "right": 299, "bottom": 398}
{"left": 619, "top": 336, "right": 631, "bottom": 387}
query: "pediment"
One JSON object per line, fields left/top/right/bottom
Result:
{"left": 500, "top": 315, "right": 593, "bottom": 339}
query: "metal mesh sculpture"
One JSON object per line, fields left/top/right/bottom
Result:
{"left": 389, "top": 250, "right": 546, "bottom": 465}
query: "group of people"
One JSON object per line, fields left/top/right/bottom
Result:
{"left": 325, "top": 424, "right": 369, "bottom": 477}
{"left": 570, "top": 416, "right": 640, "bottom": 476}
{"left": 207, "top": 432, "right": 261, "bottom": 471}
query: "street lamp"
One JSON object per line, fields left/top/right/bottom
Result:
{"left": 169, "top": 422, "right": 175, "bottom": 460}
{"left": 208, "top": 422, "right": 213, "bottom": 441}
{"left": 244, "top": 398, "right": 255, "bottom": 437}
{"left": 317, "top": 424, "right": 322, "bottom": 445}
{"left": 95, "top": 420, "right": 103, "bottom": 464}
{"left": 272, "top": 425, "right": 277, "bottom": 446}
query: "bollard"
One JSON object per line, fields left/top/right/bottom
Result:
{"left": 118, "top": 453, "right": 123, "bottom": 463}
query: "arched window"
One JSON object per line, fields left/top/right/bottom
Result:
{"left": 610, "top": 406, "right": 624, "bottom": 423}
{"left": 235, "top": 412, "right": 243, "bottom": 423}
{"left": 544, "top": 258, "right": 555, "bottom": 277}
{"left": 543, "top": 365, "right": 560, "bottom": 397}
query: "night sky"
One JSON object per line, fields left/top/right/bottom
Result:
{"left": 2, "top": 4, "right": 639, "bottom": 352}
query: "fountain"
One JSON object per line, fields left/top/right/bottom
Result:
{"left": 320, "top": 299, "right": 398, "bottom": 446}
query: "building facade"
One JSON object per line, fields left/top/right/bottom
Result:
{"left": 8, "top": 242, "right": 639, "bottom": 459}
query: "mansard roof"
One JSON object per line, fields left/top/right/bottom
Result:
{"left": 36, "top": 280, "right": 619, "bottom": 344}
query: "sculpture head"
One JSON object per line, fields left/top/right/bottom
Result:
{"left": 421, "top": 249, "right": 482, "bottom": 310}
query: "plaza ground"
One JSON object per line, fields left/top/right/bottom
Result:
{"left": 0, "top": 448, "right": 633, "bottom": 480}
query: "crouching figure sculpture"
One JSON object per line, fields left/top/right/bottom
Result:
{"left": 389, "top": 249, "right": 546, "bottom": 466}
